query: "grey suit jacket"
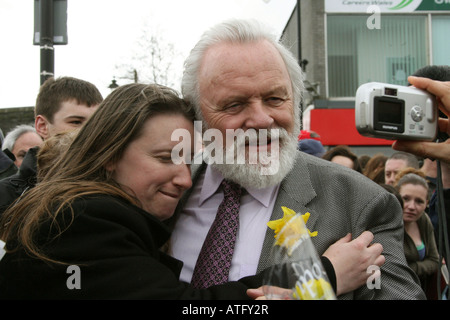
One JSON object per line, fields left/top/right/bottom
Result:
{"left": 172, "top": 150, "right": 425, "bottom": 300}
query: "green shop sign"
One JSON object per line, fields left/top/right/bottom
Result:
{"left": 325, "top": 0, "right": 450, "bottom": 13}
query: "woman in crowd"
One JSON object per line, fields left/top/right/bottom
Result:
{"left": 0, "top": 83, "right": 263, "bottom": 299}
{"left": 322, "top": 145, "right": 362, "bottom": 172}
{"left": 363, "top": 153, "right": 388, "bottom": 184}
{"left": 395, "top": 169, "right": 439, "bottom": 297}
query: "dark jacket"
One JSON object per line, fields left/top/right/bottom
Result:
{"left": 0, "top": 149, "right": 17, "bottom": 180}
{"left": 0, "top": 147, "right": 38, "bottom": 216}
{"left": 428, "top": 188, "right": 450, "bottom": 256}
{"left": 403, "top": 213, "right": 440, "bottom": 293}
{"left": 0, "top": 194, "right": 262, "bottom": 299}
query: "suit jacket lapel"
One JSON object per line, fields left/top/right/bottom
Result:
{"left": 257, "top": 151, "right": 318, "bottom": 273}
{"left": 171, "top": 151, "right": 319, "bottom": 273}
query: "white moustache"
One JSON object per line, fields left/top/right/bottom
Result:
{"left": 232, "top": 128, "right": 284, "bottom": 149}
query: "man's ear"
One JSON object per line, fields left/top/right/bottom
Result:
{"left": 35, "top": 115, "right": 49, "bottom": 140}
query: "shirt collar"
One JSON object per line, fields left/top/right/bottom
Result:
{"left": 199, "top": 165, "right": 278, "bottom": 208}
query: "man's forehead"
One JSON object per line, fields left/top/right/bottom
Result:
{"left": 201, "top": 40, "right": 283, "bottom": 68}
{"left": 199, "top": 40, "right": 289, "bottom": 84}
{"left": 45, "top": 108, "right": 94, "bottom": 128}
{"left": 386, "top": 158, "right": 407, "bottom": 168}
{"left": 57, "top": 100, "right": 97, "bottom": 115}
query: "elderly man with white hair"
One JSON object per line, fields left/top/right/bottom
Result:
{"left": 2, "top": 124, "right": 43, "bottom": 169}
{"left": 169, "top": 19, "right": 425, "bottom": 300}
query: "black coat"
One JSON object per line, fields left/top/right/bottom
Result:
{"left": 0, "top": 147, "right": 38, "bottom": 216}
{"left": 0, "top": 195, "right": 262, "bottom": 299}
{"left": 0, "top": 149, "right": 17, "bottom": 180}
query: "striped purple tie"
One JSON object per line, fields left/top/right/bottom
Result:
{"left": 191, "top": 179, "right": 242, "bottom": 288}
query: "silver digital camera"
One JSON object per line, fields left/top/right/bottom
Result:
{"left": 355, "top": 82, "right": 438, "bottom": 141}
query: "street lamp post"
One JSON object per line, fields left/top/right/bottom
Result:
{"left": 108, "top": 78, "right": 119, "bottom": 91}
{"left": 39, "top": 0, "right": 54, "bottom": 85}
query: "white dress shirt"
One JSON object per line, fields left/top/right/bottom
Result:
{"left": 170, "top": 164, "right": 280, "bottom": 282}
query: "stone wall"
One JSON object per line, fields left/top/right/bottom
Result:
{"left": 0, "top": 107, "right": 35, "bottom": 139}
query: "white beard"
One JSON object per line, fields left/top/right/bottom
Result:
{"left": 208, "top": 127, "right": 298, "bottom": 189}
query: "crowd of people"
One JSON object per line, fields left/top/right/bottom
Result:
{"left": 0, "top": 18, "right": 449, "bottom": 300}
{"left": 301, "top": 140, "right": 446, "bottom": 299}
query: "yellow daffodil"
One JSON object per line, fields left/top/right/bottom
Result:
{"left": 267, "top": 207, "right": 317, "bottom": 240}
{"left": 267, "top": 206, "right": 318, "bottom": 256}
{"left": 293, "top": 278, "right": 335, "bottom": 300}
{"left": 266, "top": 207, "right": 334, "bottom": 300}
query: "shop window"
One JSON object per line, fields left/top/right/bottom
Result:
{"left": 327, "top": 15, "right": 427, "bottom": 98}
{"left": 432, "top": 16, "right": 450, "bottom": 66}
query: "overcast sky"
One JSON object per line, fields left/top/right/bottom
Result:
{"left": 0, "top": 0, "right": 296, "bottom": 109}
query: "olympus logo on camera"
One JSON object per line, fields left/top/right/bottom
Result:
{"left": 355, "top": 82, "right": 438, "bottom": 141}
{"left": 382, "top": 125, "right": 399, "bottom": 131}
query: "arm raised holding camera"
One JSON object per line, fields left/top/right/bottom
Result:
{"left": 392, "top": 76, "right": 450, "bottom": 164}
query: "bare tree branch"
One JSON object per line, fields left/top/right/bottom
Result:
{"left": 114, "top": 20, "right": 182, "bottom": 88}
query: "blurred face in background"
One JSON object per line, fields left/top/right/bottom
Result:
{"left": 35, "top": 99, "right": 99, "bottom": 140}
{"left": 11, "top": 131, "right": 43, "bottom": 167}
{"left": 385, "top": 159, "right": 408, "bottom": 185}
{"left": 331, "top": 155, "right": 354, "bottom": 169}
{"left": 399, "top": 183, "right": 428, "bottom": 223}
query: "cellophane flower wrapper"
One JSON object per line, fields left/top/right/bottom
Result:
{"left": 263, "top": 210, "right": 336, "bottom": 300}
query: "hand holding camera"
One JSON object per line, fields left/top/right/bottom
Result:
{"left": 391, "top": 76, "right": 450, "bottom": 164}
{"left": 355, "top": 81, "right": 438, "bottom": 141}
{"left": 355, "top": 76, "right": 450, "bottom": 164}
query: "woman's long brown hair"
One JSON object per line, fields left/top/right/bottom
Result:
{"left": 0, "top": 83, "right": 194, "bottom": 263}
